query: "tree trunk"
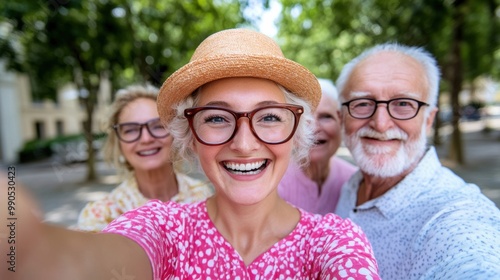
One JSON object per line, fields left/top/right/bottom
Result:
{"left": 433, "top": 97, "right": 443, "bottom": 146}
{"left": 448, "top": 0, "right": 466, "bottom": 164}
{"left": 84, "top": 86, "right": 98, "bottom": 182}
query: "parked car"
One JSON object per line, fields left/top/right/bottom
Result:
{"left": 461, "top": 105, "right": 482, "bottom": 121}
{"left": 483, "top": 103, "right": 500, "bottom": 118}
{"left": 51, "top": 138, "right": 104, "bottom": 164}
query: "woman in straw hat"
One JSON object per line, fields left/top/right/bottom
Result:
{"left": 0, "top": 29, "right": 379, "bottom": 279}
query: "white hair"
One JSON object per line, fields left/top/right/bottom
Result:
{"left": 335, "top": 43, "right": 440, "bottom": 111}
{"left": 318, "top": 78, "right": 339, "bottom": 101}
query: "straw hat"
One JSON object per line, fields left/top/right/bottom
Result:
{"left": 157, "top": 28, "right": 321, "bottom": 123}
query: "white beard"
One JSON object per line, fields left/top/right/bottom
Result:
{"left": 343, "top": 124, "right": 427, "bottom": 178}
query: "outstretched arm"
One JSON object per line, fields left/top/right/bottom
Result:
{"left": 0, "top": 173, "right": 152, "bottom": 280}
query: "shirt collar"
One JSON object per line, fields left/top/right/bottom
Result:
{"left": 356, "top": 146, "right": 441, "bottom": 218}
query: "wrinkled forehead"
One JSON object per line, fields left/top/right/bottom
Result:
{"left": 345, "top": 52, "right": 429, "bottom": 100}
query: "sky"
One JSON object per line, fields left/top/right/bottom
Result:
{"left": 250, "top": 0, "right": 282, "bottom": 38}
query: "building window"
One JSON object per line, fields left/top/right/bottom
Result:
{"left": 35, "top": 121, "right": 45, "bottom": 140}
{"left": 82, "top": 120, "right": 87, "bottom": 131}
{"left": 56, "top": 120, "right": 64, "bottom": 136}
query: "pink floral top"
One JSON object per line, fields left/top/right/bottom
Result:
{"left": 103, "top": 200, "right": 380, "bottom": 279}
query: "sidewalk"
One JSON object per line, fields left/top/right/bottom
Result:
{"left": 435, "top": 120, "right": 500, "bottom": 208}
{"left": 13, "top": 160, "right": 119, "bottom": 227}
{"left": 10, "top": 119, "right": 500, "bottom": 227}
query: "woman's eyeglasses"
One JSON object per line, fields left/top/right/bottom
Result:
{"left": 113, "top": 118, "right": 169, "bottom": 143}
{"left": 184, "top": 104, "right": 304, "bottom": 146}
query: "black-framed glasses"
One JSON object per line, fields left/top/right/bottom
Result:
{"left": 184, "top": 104, "right": 304, "bottom": 146}
{"left": 342, "top": 98, "right": 429, "bottom": 120}
{"left": 113, "top": 117, "right": 170, "bottom": 143}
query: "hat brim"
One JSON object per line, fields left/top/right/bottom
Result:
{"left": 157, "top": 54, "right": 320, "bottom": 124}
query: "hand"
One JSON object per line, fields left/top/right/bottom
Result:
{"left": 1, "top": 171, "right": 44, "bottom": 279}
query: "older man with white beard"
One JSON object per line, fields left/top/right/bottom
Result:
{"left": 334, "top": 43, "right": 500, "bottom": 280}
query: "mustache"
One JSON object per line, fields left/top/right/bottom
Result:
{"left": 356, "top": 127, "right": 409, "bottom": 141}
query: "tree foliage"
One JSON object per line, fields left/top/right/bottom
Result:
{"left": 0, "top": 0, "right": 247, "bottom": 180}
{"left": 276, "top": 0, "right": 500, "bottom": 164}
{"left": 277, "top": 0, "right": 498, "bottom": 81}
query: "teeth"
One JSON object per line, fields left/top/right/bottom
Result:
{"left": 138, "top": 149, "right": 159, "bottom": 156}
{"left": 224, "top": 160, "right": 267, "bottom": 172}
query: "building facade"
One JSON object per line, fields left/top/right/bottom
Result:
{"left": 0, "top": 60, "right": 110, "bottom": 164}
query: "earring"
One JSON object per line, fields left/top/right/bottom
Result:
{"left": 119, "top": 155, "right": 126, "bottom": 163}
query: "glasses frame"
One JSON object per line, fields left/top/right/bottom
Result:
{"left": 342, "top": 97, "right": 429, "bottom": 120}
{"left": 184, "top": 104, "right": 304, "bottom": 146}
{"left": 113, "top": 117, "right": 169, "bottom": 143}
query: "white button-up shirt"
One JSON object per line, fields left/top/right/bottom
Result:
{"left": 336, "top": 147, "right": 500, "bottom": 280}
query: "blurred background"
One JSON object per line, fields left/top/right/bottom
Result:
{"left": 1, "top": 0, "right": 499, "bottom": 226}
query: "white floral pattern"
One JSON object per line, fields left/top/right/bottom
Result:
{"left": 76, "top": 173, "right": 213, "bottom": 232}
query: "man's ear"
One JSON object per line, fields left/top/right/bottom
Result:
{"left": 336, "top": 110, "right": 342, "bottom": 123}
{"left": 426, "top": 107, "right": 438, "bottom": 133}
{"left": 338, "top": 107, "right": 347, "bottom": 128}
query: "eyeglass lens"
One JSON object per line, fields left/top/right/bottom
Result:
{"left": 190, "top": 107, "right": 297, "bottom": 145}
{"left": 347, "top": 98, "right": 424, "bottom": 120}
{"left": 115, "top": 118, "right": 169, "bottom": 142}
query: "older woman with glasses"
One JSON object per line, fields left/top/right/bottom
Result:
{"left": 76, "top": 85, "right": 213, "bottom": 232}
{"left": 0, "top": 29, "right": 380, "bottom": 280}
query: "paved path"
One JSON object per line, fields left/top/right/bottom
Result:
{"left": 435, "top": 119, "right": 500, "bottom": 207}
{"left": 11, "top": 161, "right": 119, "bottom": 227}
{"left": 7, "top": 119, "right": 500, "bottom": 227}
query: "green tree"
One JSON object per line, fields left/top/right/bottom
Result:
{"left": 276, "top": 0, "right": 500, "bottom": 165}
{"left": 1, "top": 0, "right": 134, "bottom": 180}
{"left": 111, "top": 0, "right": 247, "bottom": 87}
{"left": 0, "top": 0, "right": 247, "bottom": 181}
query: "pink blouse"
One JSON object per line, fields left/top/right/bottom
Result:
{"left": 103, "top": 200, "right": 380, "bottom": 279}
{"left": 279, "top": 156, "right": 358, "bottom": 215}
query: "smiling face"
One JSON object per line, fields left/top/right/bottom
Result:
{"left": 309, "top": 93, "right": 342, "bottom": 165}
{"left": 118, "top": 98, "right": 172, "bottom": 173}
{"left": 341, "top": 52, "right": 437, "bottom": 177}
{"left": 192, "top": 77, "right": 293, "bottom": 205}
